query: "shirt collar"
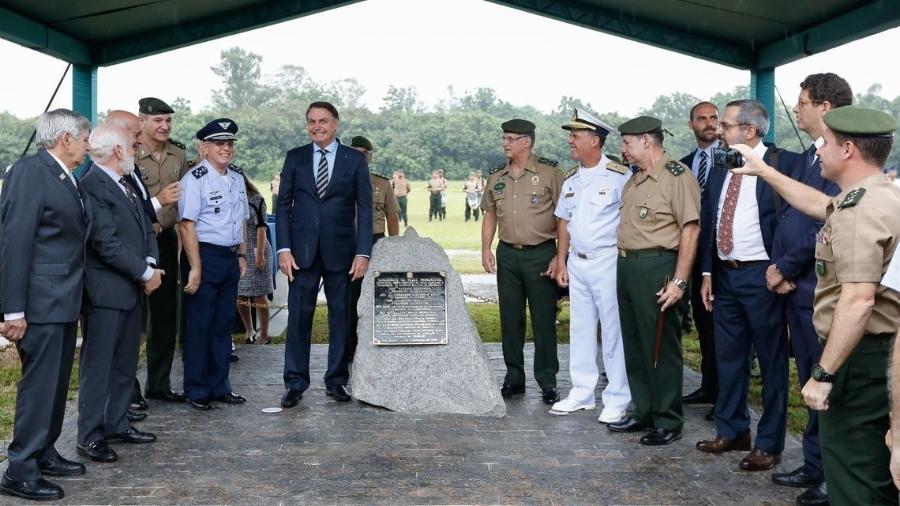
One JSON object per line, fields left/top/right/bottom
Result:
{"left": 315, "top": 139, "right": 339, "bottom": 154}
{"left": 95, "top": 163, "right": 125, "bottom": 185}
{"left": 47, "top": 151, "right": 71, "bottom": 174}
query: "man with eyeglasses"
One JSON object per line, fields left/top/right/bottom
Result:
{"left": 481, "top": 119, "right": 564, "bottom": 405}
{"left": 696, "top": 100, "right": 791, "bottom": 471}
{"left": 136, "top": 97, "right": 188, "bottom": 405}
{"left": 177, "top": 119, "right": 249, "bottom": 410}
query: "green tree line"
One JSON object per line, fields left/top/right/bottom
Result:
{"left": 3, "top": 47, "right": 899, "bottom": 179}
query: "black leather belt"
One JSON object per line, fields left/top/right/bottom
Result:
{"left": 500, "top": 240, "right": 552, "bottom": 250}
{"left": 618, "top": 249, "right": 675, "bottom": 258}
{"left": 199, "top": 242, "right": 239, "bottom": 255}
{"left": 719, "top": 259, "right": 768, "bottom": 269}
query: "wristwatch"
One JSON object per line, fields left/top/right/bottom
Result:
{"left": 237, "top": 253, "right": 247, "bottom": 259}
{"left": 811, "top": 363, "right": 836, "bottom": 383}
{"left": 671, "top": 277, "right": 688, "bottom": 291}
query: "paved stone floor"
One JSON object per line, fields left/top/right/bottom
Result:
{"left": 1, "top": 344, "right": 801, "bottom": 505}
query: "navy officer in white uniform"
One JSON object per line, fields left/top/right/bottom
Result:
{"left": 178, "top": 118, "right": 249, "bottom": 410}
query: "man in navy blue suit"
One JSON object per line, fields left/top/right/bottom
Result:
{"left": 696, "top": 100, "right": 791, "bottom": 472}
{"left": 768, "top": 73, "right": 850, "bottom": 506}
{"left": 276, "top": 102, "right": 373, "bottom": 407}
{"left": 680, "top": 102, "right": 720, "bottom": 418}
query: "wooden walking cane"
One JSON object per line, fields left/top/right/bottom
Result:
{"left": 653, "top": 275, "right": 671, "bottom": 368}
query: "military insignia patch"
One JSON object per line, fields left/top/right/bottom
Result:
{"left": 494, "top": 182, "right": 506, "bottom": 191}
{"left": 564, "top": 167, "right": 578, "bottom": 181}
{"left": 490, "top": 162, "right": 507, "bottom": 175}
{"left": 837, "top": 187, "right": 866, "bottom": 209}
{"left": 815, "top": 259, "right": 826, "bottom": 277}
{"left": 531, "top": 193, "right": 540, "bottom": 206}
{"left": 665, "top": 160, "right": 685, "bottom": 176}
{"left": 639, "top": 207, "right": 648, "bottom": 219}
{"left": 537, "top": 156, "right": 558, "bottom": 167}
{"left": 606, "top": 161, "right": 628, "bottom": 175}
{"left": 228, "top": 163, "right": 244, "bottom": 175}
{"left": 168, "top": 138, "right": 186, "bottom": 150}
{"left": 531, "top": 175, "right": 540, "bottom": 186}
{"left": 192, "top": 166, "right": 208, "bottom": 179}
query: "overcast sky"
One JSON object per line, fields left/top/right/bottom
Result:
{"left": 1, "top": 0, "right": 899, "bottom": 119}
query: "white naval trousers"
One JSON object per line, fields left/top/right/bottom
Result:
{"left": 566, "top": 246, "right": 632, "bottom": 411}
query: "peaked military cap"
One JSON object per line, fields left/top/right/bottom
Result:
{"left": 618, "top": 116, "right": 663, "bottom": 135}
{"left": 501, "top": 119, "right": 535, "bottom": 135}
{"left": 138, "top": 97, "right": 174, "bottom": 115}
{"left": 351, "top": 136, "right": 374, "bottom": 151}
{"left": 562, "top": 108, "right": 615, "bottom": 137}
{"left": 824, "top": 106, "right": 898, "bottom": 138}
{"left": 196, "top": 118, "right": 238, "bottom": 141}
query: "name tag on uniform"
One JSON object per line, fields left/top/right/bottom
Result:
{"left": 208, "top": 190, "right": 223, "bottom": 203}
{"left": 564, "top": 192, "right": 575, "bottom": 198}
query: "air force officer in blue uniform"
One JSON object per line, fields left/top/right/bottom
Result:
{"left": 277, "top": 101, "right": 373, "bottom": 407}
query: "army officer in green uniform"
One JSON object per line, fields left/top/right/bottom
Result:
{"left": 607, "top": 116, "right": 701, "bottom": 446}
{"left": 347, "top": 136, "right": 400, "bottom": 362}
{"left": 481, "top": 119, "right": 565, "bottom": 405}
{"left": 730, "top": 107, "right": 900, "bottom": 506}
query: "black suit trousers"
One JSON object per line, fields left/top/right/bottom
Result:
{"left": 146, "top": 228, "right": 179, "bottom": 393}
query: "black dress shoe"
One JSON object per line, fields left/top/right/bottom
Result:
{"left": 541, "top": 387, "right": 560, "bottom": 405}
{"left": 608, "top": 417, "right": 652, "bottom": 433}
{"left": 130, "top": 398, "right": 148, "bottom": 411}
{"left": 39, "top": 455, "right": 85, "bottom": 477}
{"left": 682, "top": 388, "right": 715, "bottom": 405}
{"left": 0, "top": 472, "right": 64, "bottom": 501}
{"left": 127, "top": 410, "right": 147, "bottom": 423}
{"left": 326, "top": 384, "right": 351, "bottom": 402}
{"left": 772, "top": 466, "right": 819, "bottom": 488}
{"left": 640, "top": 428, "right": 683, "bottom": 446}
{"left": 797, "top": 481, "right": 828, "bottom": 505}
{"left": 189, "top": 398, "right": 213, "bottom": 411}
{"left": 214, "top": 393, "right": 246, "bottom": 404}
{"left": 281, "top": 388, "right": 303, "bottom": 408}
{"left": 106, "top": 427, "right": 157, "bottom": 444}
{"left": 230, "top": 353, "right": 239, "bottom": 363}
{"left": 76, "top": 440, "right": 117, "bottom": 463}
{"left": 146, "top": 389, "right": 186, "bottom": 403}
{"left": 500, "top": 383, "right": 525, "bottom": 398}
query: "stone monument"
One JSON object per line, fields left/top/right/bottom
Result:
{"left": 350, "top": 227, "right": 506, "bottom": 417}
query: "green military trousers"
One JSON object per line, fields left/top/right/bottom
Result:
{"left": 819, "top": 334, "right": 898, "bottom": 506}
{"left": 145, "top": 228, "right": 181, "bottom": 394}
{"left": 617, "top": 250, "right": 684, "bottom": 432}
{"left": 496, "top": 240, "right": 559, "bottom": 390}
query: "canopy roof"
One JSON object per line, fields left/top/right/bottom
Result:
{"left": 1, "top": 0, "right": 897, "bottom": 69}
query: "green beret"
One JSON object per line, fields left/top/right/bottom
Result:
{"left": 501, "top": 119, "right": 535, "bottom": 135}
{"left": 350, "top": 136, "right": 373, "bottom": 151}
{"left": 824, "top": 106, "right": 897, "bottom": 137}
{"left": 618, "top": 116, "right": 663, "bottom": 135}
{"left": 138, "top": 97, "right": 174, "bottom": 115}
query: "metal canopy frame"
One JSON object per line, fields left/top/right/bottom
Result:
{"left": 1, "top": 0, "right": 898, "bottom": 144}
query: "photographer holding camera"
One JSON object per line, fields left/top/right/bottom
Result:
{"left": 696, "top": 100, "right": 791, "bottom": 473}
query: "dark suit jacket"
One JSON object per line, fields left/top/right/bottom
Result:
{"left": 0, "top": 149, "right": 90, "bottom": 323}
{"left": 82, "top": 163, "right": 158, "bottom": 225}
{"left": 80, "top": 165, "right": 159, "bottom": 311}
{"left": 700, "top": 146, "right": 794, "bottom": 274}
{"left": 275, "top": 142, "right": 373, "bottom": 271}
{"left": 771, "top": 145, "right": 839, "bottom": 282}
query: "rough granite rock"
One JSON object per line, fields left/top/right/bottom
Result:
{"left": 350, "top": 227, "right": 506, "bottom": 417}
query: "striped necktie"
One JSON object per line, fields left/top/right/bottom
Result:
{"left": 316, "top": 148, "right": 329, "bottom": 198}
{"left": 119, "top": 177, "right": 139, "bottom": 211}
{"left": 697, "top": 151, "right": 708, "bottom": 190}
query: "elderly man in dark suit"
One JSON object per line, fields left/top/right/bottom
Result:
{"left": 276, "top": 101, "right": 373, "bottom": 407}
{"left": 76, "top": 123, "right": 163, "bottom": 464}
{"left": 0, "top": 109, "right": 91, "bottom": 501}
{"left": 696, "top": 100, "right": 794, "bottom": 471}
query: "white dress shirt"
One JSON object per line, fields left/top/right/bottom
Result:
{"left": 715, "top": 141, "right": 769, "bottom": 262}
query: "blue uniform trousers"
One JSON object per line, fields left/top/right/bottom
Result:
{"left": 784, "top": 275, "right": 823, "bottom": 480}
{"left": 180, "top": 243, "right": 239, "bottom": 401}
{"left": 713, "top": 262, "right": 788, "bottom": 453}
{"left": 284, "top": 248, "right": 351, "bottom": 392}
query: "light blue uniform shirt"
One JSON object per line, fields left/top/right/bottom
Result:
{"left": 311, "top": 139, "right": 339, "bottom": 186}
{"left": 554, "top": 154, "right": 631, "bottom": 252}
{"left": 178, "top": 159, "right": 248, "bottom": 247}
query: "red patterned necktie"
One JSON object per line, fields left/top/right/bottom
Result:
{"left": 716, "top": 173, "right": 742, "bottom": 254}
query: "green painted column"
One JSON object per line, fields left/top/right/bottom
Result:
{"left": 72, "top": 64, "right": 97, "bottom": 177}
{"left": 750, "top": 68, "right": 776, "bottom": 145}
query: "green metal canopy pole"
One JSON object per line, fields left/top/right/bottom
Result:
{"left": 72, "top": 64, "right": 97, "bottom": 177}
{"left": 750, "top": 68, "right": 776, "bottom": 145}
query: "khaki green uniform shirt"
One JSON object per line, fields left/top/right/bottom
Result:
{"left": 481, "top": 154, "right": 563, "bottom": 246}
{"left": 138, "top": 140, "right": 189, "bottom": 230}
{"left": 427, "top": 177, "right": 446, "bottom": 193}
{"left": 372, "top": 173, "right": 399, "bottom": 236}
{"left": 392, "top": 178, "right": 410, "bottom": 197}
{"left": 617, "top": 153, "right": 700, "bottom": 250}
{"left": 813, "top": 174, "right": 900, "bottom": 337}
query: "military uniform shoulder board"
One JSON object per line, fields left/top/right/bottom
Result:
{"left": 489, "top": 162, "right": 507, "bottom": 175}
{"left": 665, "top": 160, "right": 685, "bottom": 176}
{"left": 606, "top": 161, "right": 628, "bottom": 174}
{"left": 228, "top": 163, "right": 244, "bottom": 175}
{"left": 563, "top": 167, "right": 578, "bottom": 180}
{"left": 168, "top": 138, "right": 186, "bottom": 151}
{"left": 837, "top": 187, "right": 866, "bottom": 209}
{"left": 191, "top": 165, "right": 208, "bottom": 179}
{"left": 537, "top": 156, "right": 558, "bottom": 168}
{"left": 371, "top": 172, "right": 389, "bottom": 180}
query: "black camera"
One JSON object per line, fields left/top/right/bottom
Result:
{"left": 712, "top": 148, "right": 743, "bottom": 170}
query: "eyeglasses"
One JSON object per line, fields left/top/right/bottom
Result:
{"left": 797, "top": 99, "right": 825, "bottom": 107}
{"left": 205, "top": 140, "right": 234, "bottom": 147}
{"left": 500, "top": 135, "right": 527, "bottom": 144}
{"left": 718, "top": 122, "right": 749, "bottom": 131}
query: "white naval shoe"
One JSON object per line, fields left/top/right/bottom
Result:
{"left": 548, "top": 397, "right": 595, "bottom": 416}
{"left": 597, "top": 408, "right": 627, "bottom": 424}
